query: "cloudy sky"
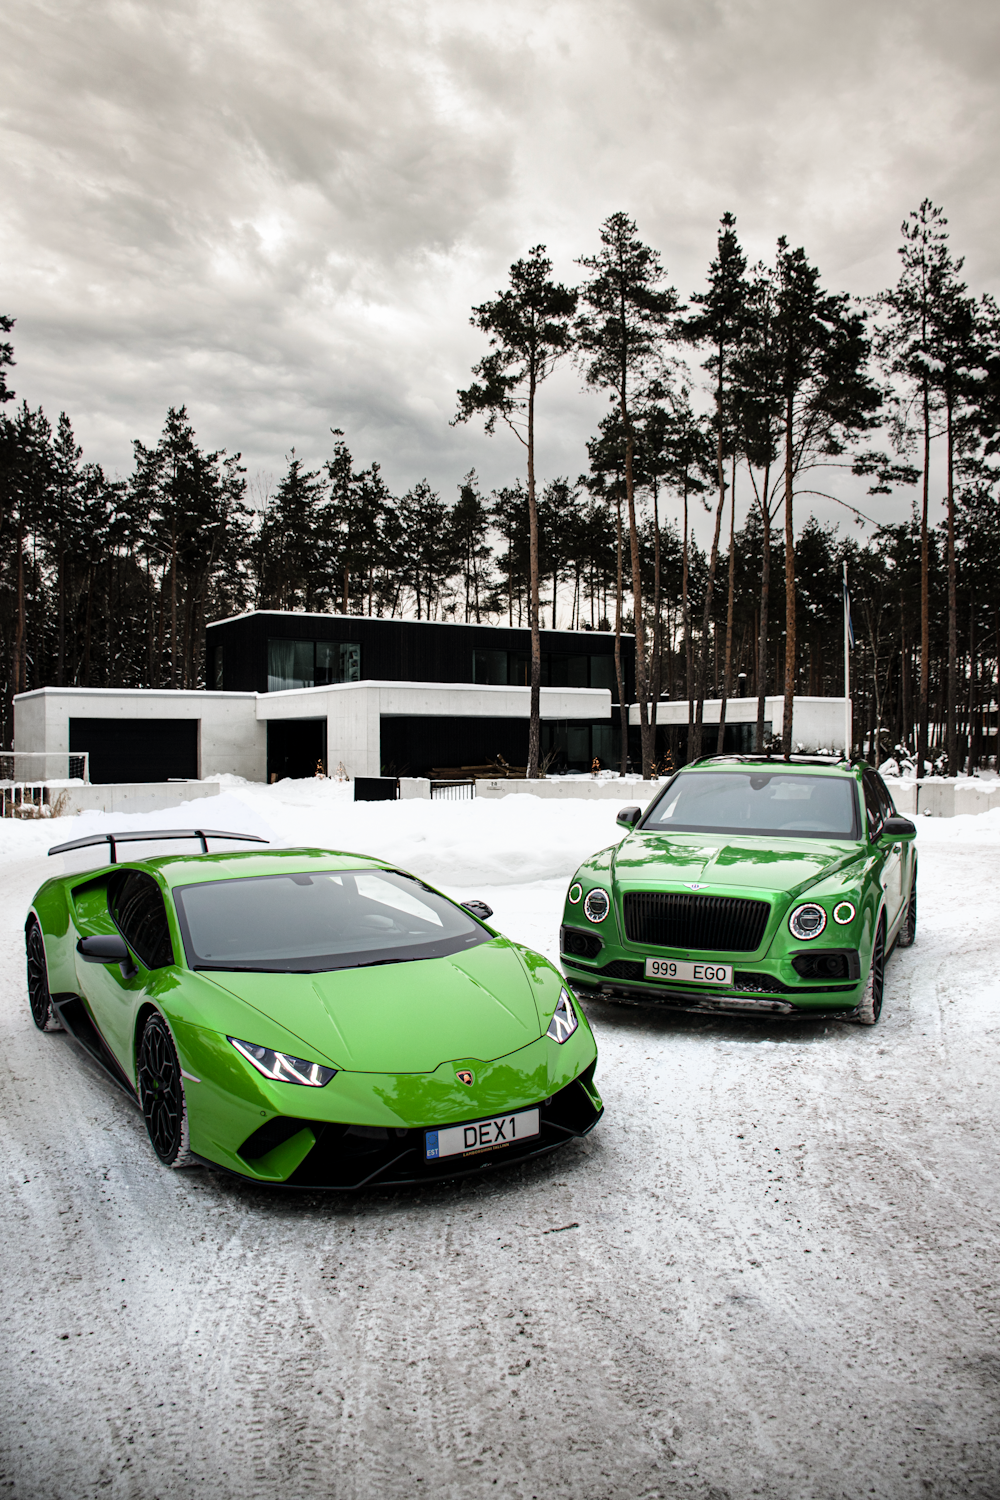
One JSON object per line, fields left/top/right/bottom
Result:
{"left": 3, "top": 0, "right": 998, "bottom": 537}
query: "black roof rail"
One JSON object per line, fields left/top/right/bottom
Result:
{"left": 48, "top": 829, "right": 269, "bottom": 862}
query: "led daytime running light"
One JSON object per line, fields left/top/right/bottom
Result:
{"left": 229, "top": 1036, "right": 336, "bottom": 1087}
{"left": 546, "top": 987, "right": 579, "bottom": 1044}
{"left": 833, "top": 901, "right": 856, "bottom": 925}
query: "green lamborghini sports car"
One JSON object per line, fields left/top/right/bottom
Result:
{"left": 560, "top": 757, "right": 917, "bottom": 1025}
{"left": 26, "top": 830, "right": 602, "bottom": 1187}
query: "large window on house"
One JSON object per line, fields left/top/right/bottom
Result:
{"left": 472, "top": 649, "right": 618, "bottom": 693}
{"left": 267, "top": 639, "right": 361, "bottom": 692}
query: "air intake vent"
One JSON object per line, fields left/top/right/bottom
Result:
{"left": 560, "top": 925, "right": 603, "bottom": 960}
{"left": 624, "top": 892, "right": 770, "bottom": 953}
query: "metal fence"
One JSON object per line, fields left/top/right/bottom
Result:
{"left": 0, "top": 751, "right": 90, "bottom": 784}
{"left": 430, "top": 779, "right": 476, "bottom": 801}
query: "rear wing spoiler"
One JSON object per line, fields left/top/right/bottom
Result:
{"left": 48, "top": 829, "right": 269, "bottom": 862}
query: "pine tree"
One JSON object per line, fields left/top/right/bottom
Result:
{"left": 576, "top": 212, "right": 683, "bottom": 777}
{"left": 454, "top": 246, "right": 577, "bottom": 776}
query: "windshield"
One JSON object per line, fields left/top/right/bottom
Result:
{"left": 643, "top": 771, "right": 859, "bottom": 840}
{"left": 173, "top": 868, "right": 491, "bottom": 973}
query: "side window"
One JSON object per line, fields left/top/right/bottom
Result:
{"left": 109, "top": 872, "right": 174, "bottom": 969}
{"left": 862, "top": 772, "right": 884, "bottom": 841}
{"left": 875, "top": 772, "right": 897, "bottom": 818}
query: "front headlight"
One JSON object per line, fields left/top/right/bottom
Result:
{"left": 229, "top": 1036, "right": 337, "bottom": 1087}
{"left": 583, "top": 888, "right": 610, "bottom": 923}
{"left": 546, "top": 987, "right": 579, "bottom": 1044}
{"left": 788, "top": 903, "right": 827, "bottom": 940}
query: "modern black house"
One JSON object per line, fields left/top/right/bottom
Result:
{"left": 206, "top": 611, "right": 634, "bottom": 777}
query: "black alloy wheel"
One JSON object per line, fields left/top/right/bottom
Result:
{"left": 856, "top": 917, "right": 886, "bottom": 1026}
{"left": 897, "top": 880, "right": 917, "bottom": 949}
{"left": 138, "top": 1014, "right": 195, "bottom": 1167}
{"left": 26, "top": 920, "right": 62, "bottom": 1032}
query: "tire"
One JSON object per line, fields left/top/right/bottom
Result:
{"left": 26, "top": 919, "right": 64, "bottom": 1032}
{"left": 854, "top": 915, "right": 886, "bottom": 1026}
{"left": 896, "top": 877, "right": 917, "bottom": 949}
{"left": 137, "top": 1013, "right": 197, "bottom": 1168}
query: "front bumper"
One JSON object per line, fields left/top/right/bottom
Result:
{"left": 562, "top": 954, "right": 862, "bottom": 1018}
{"left": 206, "top": 1068, "right": 603, "bottom": 1189}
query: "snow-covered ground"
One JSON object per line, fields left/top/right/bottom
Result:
{"left": 2, "top": 784, "right": 999, "bottom": 1499}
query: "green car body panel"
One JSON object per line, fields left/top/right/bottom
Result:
{"left": 560, "top": 759, "right": 917, "bottom": 1019}
{"left": 27, "top": 846, "right": 601, "bottom": 1186}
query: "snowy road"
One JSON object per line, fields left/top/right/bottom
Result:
{"left": 2, "top": 791, "right": 1000, "bottom": 1499}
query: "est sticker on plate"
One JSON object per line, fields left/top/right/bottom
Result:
{"left": 425, "top": 1108, "right": 540, "bottom": 1161}
{"left": 645, "top": 958, "right": 732, "bottom": 984}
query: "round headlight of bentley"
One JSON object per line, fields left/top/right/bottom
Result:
{"left": 833, "top": 901, "right": 856, "bottom": 925}
{"left": 788, "top": 903, "right": 827, "bottom": 940}
{"left": 568, "top": 882, "right": 583, "bottom": 905}
{"left": 583, "top": 887, "right": 610, "bottom": 923}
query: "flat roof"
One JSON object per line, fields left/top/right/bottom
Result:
{"left": 206, "top": 608, "right": 631, "bottom": 639}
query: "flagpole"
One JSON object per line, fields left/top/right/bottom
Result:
{"left": 843, "top": 560, "right": 851, "bottom": 759}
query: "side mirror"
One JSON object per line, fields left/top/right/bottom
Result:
{"left": 616, "top": 806, "right": 641, "bottom": 829}
{"left": 461, "top": 900, "right": 494, "bottom": 922}
{"left": 882, "top": 814, "right": 916, "bottom": 838}
{"left": 77, "top": 934, "right": 136, "bottom": 977}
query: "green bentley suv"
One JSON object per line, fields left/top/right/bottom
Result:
{"left": 560, "top": 756, "right": 916, "bottom": 1025}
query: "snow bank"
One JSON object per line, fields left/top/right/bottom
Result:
{"left": 1, "top": 777, "right": 648, "bottom": 889}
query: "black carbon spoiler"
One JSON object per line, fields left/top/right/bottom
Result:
{"left": 48, "top": 829, "right": 269, "bottom": 862}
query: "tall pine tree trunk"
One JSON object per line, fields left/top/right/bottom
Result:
{"left": 781, "top": 397, "right": 796, "bottom": 757}
{"left": 527, "top": 368, "right": 542, "bottom": 779}
{"left": 918, "top": 382, "right": 931, "bottom": 779}
{"left": 756, "top": 489, "right": 772, "bottom": 751}
{"left": 614, "top": 495, "right": 628, "bottom": 774}
{"left": 946, "top": 396, "right": 957, "bottom": 775}
{"left": 717, "top": 456, "right": 737, "bottom": 754}
{"left": 683, "top": 480, "right": 692, "bottom": 762}
{"left": 622, "top": 405, "right": 653, "bottom": 777}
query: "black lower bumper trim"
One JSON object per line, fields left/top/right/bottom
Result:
{"left": 231, "top": 1072, "right": 603, "bottom": 1190}
{"left": 571, "top": 978, "right": 857, "bottom": 1019}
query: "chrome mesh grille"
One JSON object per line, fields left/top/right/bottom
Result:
{"left": 623, "top": 891, "right": 770, "bottom": 953}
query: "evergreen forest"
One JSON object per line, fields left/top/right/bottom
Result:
{"left": 1, "top": 201, "right": 998, "bottom": 774}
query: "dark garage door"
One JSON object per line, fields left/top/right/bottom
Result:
{"left": 69, "top": 718, "right": 198, "bottom": 784}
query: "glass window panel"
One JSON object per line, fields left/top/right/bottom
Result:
{"left": 473, "top": 649, "right": 509, "bottom": 685}
{"left": 267, "top": 639, "right": 314, "bottom": 692}
{"left": 213, "top": 644, "right": 224, "bottom": 689}
{"left": 590, "top": 655, "right": 615, "bottom": 691}
{"left": 316, "top": 641, "right": 361, "bottom": 685}
{"left": 568, "top": 655, "right": 588, "bottom": 688}
{"left": 592, "top": 725, "right": 613, "bottom": 767}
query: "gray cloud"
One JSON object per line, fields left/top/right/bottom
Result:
{"left": 2, "top": 0, "right": 997, "bottom": 537}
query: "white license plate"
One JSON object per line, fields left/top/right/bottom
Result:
{"left": 425, "top": 1108, "right": 540, "bottom": 1161}
{"left": 644, "top": 957, "right": 733, "bottom": 985}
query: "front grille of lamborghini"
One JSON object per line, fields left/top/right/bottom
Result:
{"left": 623, "top": 891, "right": 770, "bottom": 953}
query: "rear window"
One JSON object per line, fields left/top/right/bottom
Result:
{"left": 643, "top": 771, "right": 859, "bottom": 840}
{"left": 173, "top": 868, "right": 491, "bottom": 973}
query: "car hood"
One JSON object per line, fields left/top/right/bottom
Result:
{"left": 205, "top": 937, "right": 543, "bottom": 1074}
{"left": 614, "top": 830, "right": 864, "bottom": 898}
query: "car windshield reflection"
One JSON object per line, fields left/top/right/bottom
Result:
{"left": 174, "top": 868, "right": 491, "bottom": 973}
{"left": 643, "top": 771, "right": 859, "bottom": 840}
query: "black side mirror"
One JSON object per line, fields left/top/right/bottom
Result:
{"left": 617, "top": 806, "right": 641, "bottom": 829}
{"left": 461, "top": 900, "right": 493, "bottom": 922}
{"left": 77, "top": 934, "right": 136, "bottom": 976}
{"left": 882, "top": 814, "right": 916, "bottom": 838}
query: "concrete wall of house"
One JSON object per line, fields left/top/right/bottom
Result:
{"left": 14, "top": 689, "right": 265, "bottom": 781}
{"left": 16, "top": 682, "right": 613, "bottom": 784}
{"left": 629, "top": 697, "right": 850, "bottom": 755}
{"left": 258, "top": 682, "right": 612, "bottom": 779}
